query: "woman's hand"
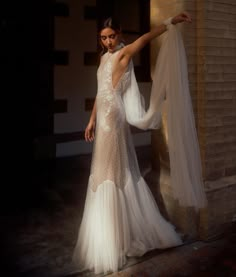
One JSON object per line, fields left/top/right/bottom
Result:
{"left": 172, "top": 12, "right": 192, "bottom": 25}
{"left": 85, "top": 121, "right": 95, "bottom": 142}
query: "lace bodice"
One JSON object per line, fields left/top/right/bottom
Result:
{"left": 96, "top": 50, "right": 130, "bottom": 132}
{"left": 97, "top": 50, "right": 131, "bottom": 94}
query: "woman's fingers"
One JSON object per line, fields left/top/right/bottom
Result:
{"left": 90, "top": 130, "right": 95, "bottom": 142}
{"left": 182, "top": 12, "right": 192, "bottom": 23}
{"left": 85, "top": 129, "right": 88, "bottom": 142}
{"left": 85, "top": 128, "right": 95, "bottom": 142}
{"left": 172, "top": 12, "right": 192, "bottom": 24}
{"left": 85, "top": 128, "right": 90, "bottom": 142}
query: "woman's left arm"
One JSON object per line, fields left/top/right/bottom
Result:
{"left": 121, "top": 12, "right": 191, "bottom": 61}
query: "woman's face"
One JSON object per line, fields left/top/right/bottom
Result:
{"left": 100, "top": 27, "right": 120, "bottom": 53}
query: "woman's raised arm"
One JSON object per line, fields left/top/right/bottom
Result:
{"left": 121, "top": 12, "right": 192, "bottom": 62}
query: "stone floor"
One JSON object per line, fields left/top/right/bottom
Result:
{"left": 1, "top": 146, "right": 236, "bottom": 277}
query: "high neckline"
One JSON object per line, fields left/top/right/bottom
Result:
{"left": 108, "top": 43, "right": 124, "bottom": 54}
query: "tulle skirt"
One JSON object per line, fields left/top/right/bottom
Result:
{"left": 72, "top": 173, "right": 182, "bottom": 274}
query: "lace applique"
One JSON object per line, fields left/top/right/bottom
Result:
{"left": 117, "top": 70, "right": 131, "bottom": 93}
{"left": 97, "top": 53, "right": 131, "bottom": 132}
{"left": 98, "top": 61, "right": 112, "bottom": 93}
{"left": 99, "top": 91, "right": 114, "bottom": 132}
{"left": 97, "top": 59, "right": 116, "bottom": 132}
{"left": 89, "top": 174, "right": 118, "bottom": 193}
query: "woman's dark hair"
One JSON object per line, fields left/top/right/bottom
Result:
{"left": 98, "top": 17, "right": 122, "bottom": 56}
{"left": 99, "top": 17, "right": 122, "bottom": 34}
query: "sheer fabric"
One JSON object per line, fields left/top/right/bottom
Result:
{"left": 73, "top": 24, "right": 207, "bottom": 274}
{"left": 123, "top": 24, "right": 207, "bottom": 208}
{"left": 72, "top": 29, "right": 183, "bottom": 274}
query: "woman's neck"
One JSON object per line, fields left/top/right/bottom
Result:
{"left": 109, "top": 42, "right": 124, "bottom": 54}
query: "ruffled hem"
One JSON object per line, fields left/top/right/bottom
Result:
{"left": 72, "top": 175, "right": 182, "bottom": 274}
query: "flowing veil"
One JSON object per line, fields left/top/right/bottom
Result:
{"left": 123, "top": 24, "right": 207, "bottom": 209}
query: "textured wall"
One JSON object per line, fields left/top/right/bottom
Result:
{"left": 151, "top": 0, "right": 236, "bottom": 239}
{"left": 54, "top": 0, "right": 97, "bottom": 156}
{"left": 197, "top": 0, "right": 236, "bottom": 238}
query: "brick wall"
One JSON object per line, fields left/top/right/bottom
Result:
{"left": 200, "top": 0, "right": 236, "bottom": 182}
{"left": 199, "top": 0, "right": 236, "bottom": 238}
{"left": 151, "top": 0, "right": 236, "bottom": 239}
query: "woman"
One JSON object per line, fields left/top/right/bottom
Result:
{"left": 73, "top": 12, "right": 205, "bottom": 274}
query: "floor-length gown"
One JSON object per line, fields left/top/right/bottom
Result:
{"left": 72, "top": 48, "right": 182, "bottom": 274}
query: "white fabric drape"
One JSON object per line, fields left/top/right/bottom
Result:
{"left": 123, "top": 24, "right": 207, "bottom": 209}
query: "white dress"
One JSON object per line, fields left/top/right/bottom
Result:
{"left": 72, "top": 48, "right": 182, "bottom": 274}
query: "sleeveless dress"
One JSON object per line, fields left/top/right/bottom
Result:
{"left": 72, "top": 49, "right": 182, "bottom": 274}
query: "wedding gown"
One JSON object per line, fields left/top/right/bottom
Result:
{"left": 72, "top": 43, "right": 182, "bottom": 274}
{"left": 73, "top": 24, "right": 207, "bottom": 274}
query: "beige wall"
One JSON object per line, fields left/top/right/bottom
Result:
{"left": 151, "top": 0, "right": 236, "bottom": 239}
{"left": 54, "top": 0, "right": 97, "bottom": 155}
{"left": 197, "top": 0, "right": 236, "bottom": 238}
